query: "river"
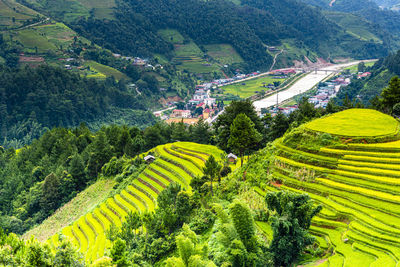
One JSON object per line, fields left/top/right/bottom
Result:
{"left": 253, "top": 60, "right": 375, "bottom": 111}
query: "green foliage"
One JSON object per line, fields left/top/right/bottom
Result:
{"left": 215, "top": 100, "right": 263, "bottom": 152}
{"left": 0, "top": 229, "right": 84, "bottom": 266}
{"left": 265, "top": 191, "right": 322, "bottom": 266}
{"left": 209, "top": 202, "right": 271, "bottom": 266}
{"left": 381, "top": 76, "right": 400, "bottom": 113}
{"left": 110, "top": 238, "right": 130, "bottom": 267}
{"left": 202, "top": 155, "right": 222, "bottom": 195}
{"left": 165, "top": 224, "right": 216, "bottom": 267}
{"left": 228, "top": 113, "right": 262, "bottom": 166}
{"left": 0, "top": 65, "right": 155, "bottom": 148}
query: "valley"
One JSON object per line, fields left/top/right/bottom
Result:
{"left": 2, "top": 0, "right": 400, "bottom": 266}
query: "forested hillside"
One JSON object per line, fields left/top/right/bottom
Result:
{"left": 0, "top": 65, "right": 156, "bottom": 148}
{"left": 17, "top": 0, "right": 390, "bottom": 71}
{"left": 301, "top": 0, "right": 400, "bottom": 50}
{"left": 336, "top": 50, "right": 400, "bottom": 105}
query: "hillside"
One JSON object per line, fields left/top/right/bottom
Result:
{"left": 9, "top": 0, "right": 392, "bottom": 71}
{"left": 250, "top": 108, "right": 400, "bottom": 266}
{"left": 335, "top": 50, "right": 400, "bottom": 105}
{"left": 300, "top": 0, "right": 400, "bottom": 49}
{"left": 38, "top": 142, "right": 223, "bottom": 263}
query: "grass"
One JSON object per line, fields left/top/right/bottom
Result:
{"left": 324, "top": 12, "right": 382, "bottom": 44}
{"left": 14, "top": 28, "right": 57, "bottom": 52}
{"left": 158, "top": 29, "right": 185, "bottom": 44}
{"left": 204, "top": 44, "right": 243, "bottom": 65}
{"left": 84, "top": 60, "right": 128, "bottom": 81}
{"left": 343, "top": 61, "right": 376, "bottom": 73}
{"left": 23, "top": 179, "right": 115, "bottom": 242}
{"left": 10, "top": 22, "right": 90, "bottom": 54}
{"left": 305, "top": 108, "right": 400, "bottom": 137}
{"left": 0, "top": 0, "right": 40, "bottom": 29}
{"left": 157, "top": 33, "right": 221, "bottom": 74}
{"left": 219, "top": 75, "right": 285, "bottom": 99}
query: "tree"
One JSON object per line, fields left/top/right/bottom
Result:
{"left": 68, "top": 154, "right": 86, "bottom": 190}
{"left": 381, "top": 76, "right": 400, "bottom": 113}
{"left": 191, "top": 118, "right": 211, "bottom": 144}
{"left": 265, "top": 191, "right": 322, "bottom": 266}
{"left": 40, "top": 173, "right": 61, "bottom": 214}
{"left": 53, "top": 236, "right": 84, "bottom": 266}
{"left": 268, "top": 111, "right": 289, "bottom": 141}
{"left": 165, "top": 224, "right": 216, "bottom": 267}
{"left": 214, "top": 100, "right": 262, "bottom": 151}
{"left": 228, "top": 114, "right": 261, "bottom": 166}
{"left": 110, "top": 238, "right": 130, "bottom": 267}
{"left": 358, "top": 62, "right": 366, "bottom": 73}
{"left": 202, "top": 155, "right": 221, "bottom": 196}
{"left": 393, "top": 103, "right": 400, "bottom": 117}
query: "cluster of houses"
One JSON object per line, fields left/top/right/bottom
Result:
{"left": 270, "top": 71, "right": 355, "bottom": 116}
{"left": 156, "top": 84, "right": 223, "bottom": 124}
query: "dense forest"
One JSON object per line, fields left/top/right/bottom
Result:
{"left": 0, "top": 65, "right": 158, "bottom": 148}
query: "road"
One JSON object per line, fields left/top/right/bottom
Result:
{"left": 253, "top": 60, "right": 375, "bottom": 111}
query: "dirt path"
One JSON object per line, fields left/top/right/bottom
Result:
{"left": 269, "top": 49, "right": 284, "bottom": 72}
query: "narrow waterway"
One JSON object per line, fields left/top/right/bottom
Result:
{"left": 253, "top": 60, "right": 374, "bottom": 111}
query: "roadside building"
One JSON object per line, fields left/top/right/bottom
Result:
{"left": 171, "top": 109, "right": 191, "bottom": 118}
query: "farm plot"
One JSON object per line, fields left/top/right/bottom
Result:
{"left": 263, "top": 110, "right": 400, "bottom": 266}
{"left": 49, "top": 142, "right": 223, "bottom": 263}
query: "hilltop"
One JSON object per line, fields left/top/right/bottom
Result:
{"left": 245, "top": 108, "right": 400, "bottom": 265}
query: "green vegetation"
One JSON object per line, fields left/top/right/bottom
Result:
{"left": 220, "top": 75, "right": 285, "bottom": 99}
{"left": 260, "top": 108, "right": 400, "bottom": 266}
{"left": 304, "top": 108, "right": 399, "bottom": 137}
{"left": 84, "top": 60, "right": 128, "bottom": 80}
{"left": 0, "top": 0, "right": 41, "bottom": 30}
{"left": 0, "top": 64, "right": 155, "bottom": 148}
{"left": 204, "top": 44, "right": 244, "bottom": 65}
{"left": 324, "top": 12, "right": 382, "bottom": 43}
{"left": 23, "top": 179, "right": 116, "bottom": 242}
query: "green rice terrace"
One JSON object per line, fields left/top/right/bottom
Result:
{"left": 257, "top": 108, "right": 400, "bottom": 266}
{"left": 45, "top": 142, "right": 223, "bottom": 263}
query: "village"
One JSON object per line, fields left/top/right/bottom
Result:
{"left": 268, "top": 69, "right": 372, "bottom": 116}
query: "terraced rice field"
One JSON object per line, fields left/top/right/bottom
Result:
{"left": 49, "top": 142, "right": 222, "bottom": 263}
{"left": 261, "top": 109, "right": 400, "bottom": 266}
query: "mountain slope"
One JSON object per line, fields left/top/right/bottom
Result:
{"left": 15, "top": 0, "right": 391, "bottom": 70}
{"left": 40, "top": 142, "right": 223, "bottom": 263}
{"left": 249, "top": 109, "right": 400, "bottom": 266}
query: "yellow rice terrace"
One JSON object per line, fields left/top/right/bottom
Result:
{"left": 304, "top": 108, "right": 400, "bottom": 137}
{"left": 261, "top": 108, "right": 400, "bottom": 266}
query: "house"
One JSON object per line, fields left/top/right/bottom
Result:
{"left": 144, "top": 155, "right": 155, "bottom": 163}
{"left": 204, "top": 98, "right": 216, "bottom": 106}
{"left": 171, "top": 109, "right": 191, "bottom": 118}
{"left": 227, "top": 153, "right": 238, "bottom": 163}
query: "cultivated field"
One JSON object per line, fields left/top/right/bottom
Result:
{"left": 258, "top": 108, "right": 400, "bottom": 266}
{"left": 220, "top": 75, "right": 285, "bottom": 99}
{"left": 46, "top": 142, "right": 223, "bottom": 263}
{"left": 83, "top": 60, "right": 128, "bottom": 81}
{"left": 0, "top": 0, "right": 40, "bottom": 29}
{"left": 305, "top": 109, "right": 400, "bottom": 137}
{"left": 204, "top": 44, "right": 244, "bottom": 65}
